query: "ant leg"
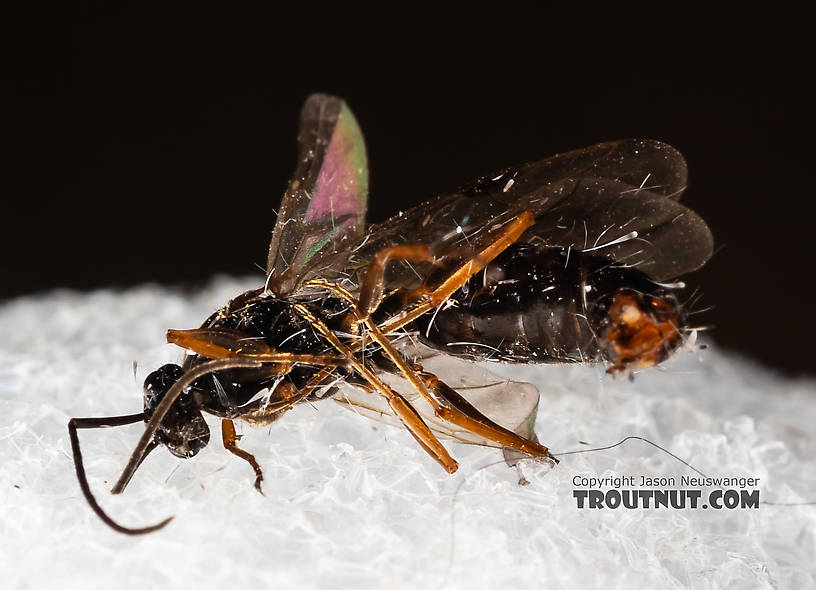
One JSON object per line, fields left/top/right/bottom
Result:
{"left": 236, "top": 369, "right": 339, "bottom": 427}
{"left": 292, "top": 303, "right": 459, "bottom": 473}
{"left": 290, "top": 211, "right": 536, "bottom": 471}
{"left": 226, "top": 372, "right": 342, "bottom": 485}
{"left": 356, "top": 245, "right": 435, "bottom": 318}
{"left": 68, "top": 414, "right": 172, "bottom": 535}
{"left": 166, "top": 328, "right": 349, "bottom": 368}
{"left": 373, "top": 211, "right": 535, "bottom": 336}
{"left": 354, "top": 212, "right": 534, "bottom": 325}
{"left": 304, "top": 211, "right": 536, "bottom": 358}
{"left": 427, "top": 212, "right": 534, "bottom": 306}
{"left": 367, "top": 324, "right": 551, "bottom": 458}
{"left": 221, "top": 419, "right": 265, "bottom": 495}
{"left": 415, "top": 370, "right": 555, "bottom": 461}
{"left": 305, "top": 272, "right": 554, "bottom": 461}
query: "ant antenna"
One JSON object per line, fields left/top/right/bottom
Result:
{"left": 69, "top": 414, "right": 167, "bottom": 535}
{"left": 553, "top": 435, "right": 709, "bottom": 478}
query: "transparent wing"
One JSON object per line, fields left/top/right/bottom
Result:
{"left": 349, "top": 139, "right": 711, "bottom": 285}
{"left": 334, "top": 346, "right": 540, "bottom": 448}
{"left": 267, "top": 94, "right": 369, "bottom": 295}
{"left": 524, "top": 177, "right": 712, "bottom": 280}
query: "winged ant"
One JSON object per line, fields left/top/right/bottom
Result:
{"left": 69, "top": 94, "right": 713, "bottom": 534}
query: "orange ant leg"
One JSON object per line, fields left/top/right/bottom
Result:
{"left": 221, "top": 419, "right": 265, "bottom": 495}
{"left": 167, "top": 328, "right": 349, "bottom": 368}
{"left": 292, "top": 302, "right": 459, "bottom": 474}
{"left": 305, "top": 279, "right": 554, "bottom": 461}
{"left": 235, "top": 368, "right": 340, "bottom": 427}
{"left": 322, "top": 210, "right": 535, "bottom": 359}
{"left": 356, "top": 244, "right": 435, "bottom": 318}
{"left": 416, "top": 370, "right": 555, "bottom": 461}
{"left": 373, "top": 211, "right": 535, "bottom": 337}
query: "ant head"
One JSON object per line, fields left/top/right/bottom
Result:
{"left": 143, "top": 364, "right": 210, "bottom": 458}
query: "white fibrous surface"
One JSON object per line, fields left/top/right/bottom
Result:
{"left": 1, "top": 277, "right": 815, "bottom": 589}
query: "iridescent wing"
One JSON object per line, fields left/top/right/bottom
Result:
{"left": 267, "top": 94, "right": 368, "bottom": 295}
{"left": 349, "top": 139, "right": 712, "bottom": 285}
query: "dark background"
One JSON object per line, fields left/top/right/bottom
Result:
{"left": 4, "top": 4, "right": 814, "bottom": 375}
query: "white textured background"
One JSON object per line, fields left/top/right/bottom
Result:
{"left": 1, "top": 277, "right": 815, "bottom": 589}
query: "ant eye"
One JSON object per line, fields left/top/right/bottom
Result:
{"left": 143, "top": 364, "right": 184, "bottom": 414}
